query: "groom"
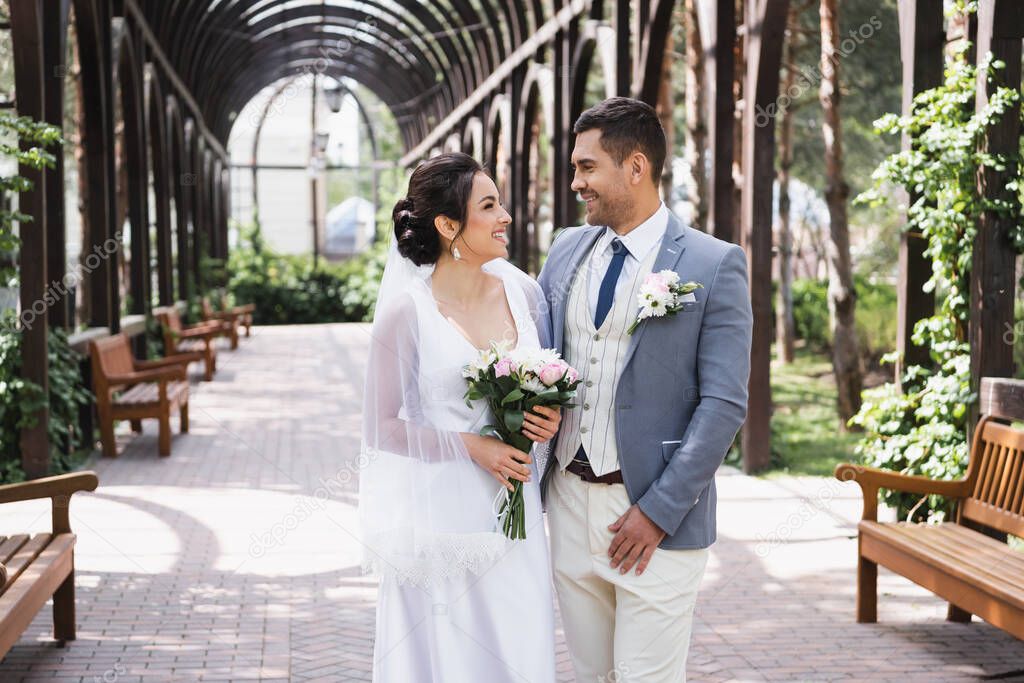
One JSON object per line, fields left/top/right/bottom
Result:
{"left": 537, "top": 97, "right": 753, "bottom": 682}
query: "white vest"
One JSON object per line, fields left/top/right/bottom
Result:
{"left": 554, "top": 241, "right": 660, "bottom": 476}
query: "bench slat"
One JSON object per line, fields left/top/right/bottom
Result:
{"left": 0, "top": 535, "right": 30, "bottom": 565}
{"left": 861, "top": 522, "right": 1024, "bottom": 608}
{"left": 1, "top": 534, "right": 52, "bottom": 593}
{"left": 116, "top": 381, "right": 187, "bottom": 407}
{"left": 0, "top": 534, "right": 75, "bottom": 660}
{"left": 873, "top": 522, "right": 1024, "bottom": 592}
{"left": 902, "top": 524, "right": 1024, "bottom": 593}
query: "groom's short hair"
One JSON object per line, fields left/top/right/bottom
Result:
{"left": 573, "top": 97, "right": 667, "bottom": 185}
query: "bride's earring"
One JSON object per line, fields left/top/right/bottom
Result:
{"left": 453, "top": 245, "right": 462, "bottom": 261}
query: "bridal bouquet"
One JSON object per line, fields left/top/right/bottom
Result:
{"left": 463, "top": 342, "right": 582, "bottom": 539}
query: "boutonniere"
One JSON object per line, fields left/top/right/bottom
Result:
{"left": 626, "top": 270, "right": 704, "bottom": 335}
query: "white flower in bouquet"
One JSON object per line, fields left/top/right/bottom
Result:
{"left": 521, "top": 376, "right": 547, "bottom": 394}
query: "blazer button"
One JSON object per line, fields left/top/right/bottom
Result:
{"left": 583, "top": 403, "right": 590, "bottom": 410}
{"left": 593, "top": 334, "right": 600, "bottom": 341}
{"left": 586, "top": 380, "right": 594, "bottom": 387}
{"left": 581, "top": 426, "right": 589, "bottom": 433}
{"left": 590, "top": 357, "right": 598, "bottom": 364}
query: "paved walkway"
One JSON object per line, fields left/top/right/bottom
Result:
{"left": 0, "top": 323, "right": 1021, "bottom": 682}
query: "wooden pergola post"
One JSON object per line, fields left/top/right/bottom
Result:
{"left": 895, "top": 0, "right": 943, "bottom": 382}
{"left": 73, "top": 0, "right": 117, "bottom": 332}
{"left": 970, "top": 0, "right": 1022, "bottom": 384}
{"left": 42, "top": 4, "right": 67, "bottom": 331}
{"left": 695, "top": 0, "right": 736, "bottom": 244}
{"left": 739, "top": 0, "right": 788, "bottom": 473}
{"left": 10, "top": 0, "right": 50, "bottom": 479}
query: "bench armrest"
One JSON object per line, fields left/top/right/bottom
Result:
{"left": 0, "top": 472, "right": 99, "bottom": 534}
{"left": 835, "top": 463, "right": 972, "bottom": 521}
{"left": 134, "top": 355, "right": 194, "bottom": 375}
{"left": 106, "top": 368, "right": 181, "bottom": 385}
{"left": 207, "top": 311, "right": 242, "bottom": 322}
{"left": 177, "top": 324, "right": 220, "bottom": 339}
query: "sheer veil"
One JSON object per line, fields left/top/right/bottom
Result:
{"left": 357, "top": 237, "right": 551, "bottom": 588}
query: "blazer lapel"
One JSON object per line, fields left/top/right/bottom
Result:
{"left": 621, "top": 212, "right": 688, "bottom": 370}
{"left": 553, "top": 225, "right": 604, "bottom": 352}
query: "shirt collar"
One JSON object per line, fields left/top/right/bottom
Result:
{"left": 598, "top": 203, "right": 669, "bottom": 260}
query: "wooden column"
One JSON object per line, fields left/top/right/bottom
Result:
{"left": 895, "top": 0, "right": 943, "bottom": 381}
{"left": 99, "top": 0, "right": 119, "bottom": 327}
{"left": 149, "top": 77, "right": 173, "bottom": 305}
{"left": 970, "top": 0, "right": 1022, "bottom": 383}
{"left": 739, "top": 0, "right": 788, "bottom": 473}
{"left": 634, "top": 0, "right": 677, "bottom": 105}
{"left": 120, "top": 29, "right": 151, "bottom": 317}
{"left": 73, "top": 0, "right": 116, "bottom": 330}
{"left": 696, "top": 0, "right": 736, "bottom": 243}
{"left": 171, "top": 116, "right": 192, "bottom": 302}
{"left": 552, "top": 25, "right": 570, "bottom": 232}
{"left": 558, "top": 16, "right": 582, "bottom": 230}
{"left": 10, "top": 0, "right": 50, "bottom": 478}
{"left": 613, "top": 0, "right": 631, "bottom": 96}
{"left": 220, "top": 164, "right": 230, "bottom": 262}
{"left": 509, "top": 67, "right": 528, "bottom": 268}
{"left": 43, "top": 5, "right": 68, "bottom": 330}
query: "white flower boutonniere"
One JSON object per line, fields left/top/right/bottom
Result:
{"left": 626, "top": 269, "right": 704, "bottom": 335}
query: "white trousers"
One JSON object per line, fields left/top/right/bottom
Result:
{"left": 548, "top": 467, "right": 709, "bottom": 683}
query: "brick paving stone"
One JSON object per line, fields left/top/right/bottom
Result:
{"left": 0, "top": 324, "right": 1019, "bottom": 681}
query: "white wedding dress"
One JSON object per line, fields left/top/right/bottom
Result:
{"left": 360, "top": 255, "right": 556, "bottom": 683}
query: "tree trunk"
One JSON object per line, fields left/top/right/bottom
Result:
{"left": 819, "top": 0, "right": 862, "bottom": 426}
{"left": 657, "top": 15, "right": 674, "bottom": 203}
{"left": 732, "top": 0, "right": 746, "bottom": 235}
{"left": 682, "top": 0, "right": 707, "bottom": 230}
{"left": 775, "top": 43, "right": 796, "bottom": 364}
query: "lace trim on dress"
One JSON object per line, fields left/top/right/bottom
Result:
{"left": 361, "top": 531, "right": 511, "bottom": 588}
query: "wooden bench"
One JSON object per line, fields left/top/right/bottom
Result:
{"left": 219, "top": 294, "right": 254, "bottom": 339}
{"left": 200, "top": 297, "right": 241, "bottom": 350}
{"left": 90, "top": 334, "right": 192, "bottom": 457}
{"left": 836, "top": 377, "right": 1024, "bottom": 639}
{"left": 156, "top": 308, "right": 219, "bottom": 381}
{"left": 0, "top": 471, "right": 98, "bottom": 658}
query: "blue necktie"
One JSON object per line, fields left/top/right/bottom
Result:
{"left": 594, "top": 238, "right": 627, "bottom": 329}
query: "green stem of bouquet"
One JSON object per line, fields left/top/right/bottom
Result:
{"left": 482, "top": 413, "right": 532, "bottom": 540}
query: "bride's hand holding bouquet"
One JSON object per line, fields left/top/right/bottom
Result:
{"left": 462, "top": 342, "right": 581, "bottom": 539}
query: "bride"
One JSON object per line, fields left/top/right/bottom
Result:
{"left": 358, "top": 152, "right": 561, "bottom": 682}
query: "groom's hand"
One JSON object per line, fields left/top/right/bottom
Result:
{"left": 607, "top": 505, "right": 666, "bottom": 576}
{"left": 521, "top": 405, "right": 561, "bottom": 443}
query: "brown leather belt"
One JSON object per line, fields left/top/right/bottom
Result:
{"left": 566, "top": 459, "right": 624, "bottom": 485}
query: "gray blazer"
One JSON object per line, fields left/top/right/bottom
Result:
{"left": 536, "top": 210, "right": 752, "bottom": 550}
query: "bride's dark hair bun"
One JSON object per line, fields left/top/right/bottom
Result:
{"left": 392, "top": 198, "right": 435, "bottom": 265}
{"left": 393, "top": 152, "right": 484, "bottom": 266}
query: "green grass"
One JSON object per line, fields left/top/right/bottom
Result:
{"left": 761, "top": 346, "right": 863, "bottom": 478}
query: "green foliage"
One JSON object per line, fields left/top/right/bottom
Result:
{"left": 0, "top": 113, "right": 62, "bottom": 285}
{"left": 0, "top": 314, "right": 45, "bottom": 481}
{"left": 849, "top": 22, "right": 1023, "bottom": 520}
{"left": 726, "top": 347, "right": 862, "bottom": 476}
{"left": 43, "top": 325, "right": 94, "bottom": 473}
{"left": 227, "top": 221, "right": 387, "bottom": 324}
{"left": 789, "top": 276, "right": 896, "bottom": 366}
{"left": 849, "top": 354, "right": 974, "bottom": 521}
{"left": 0, "top": 112, "right": 87, "bottom": 483}
{"left": 0, "top": 312, "right": 93, "bottom": 482}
